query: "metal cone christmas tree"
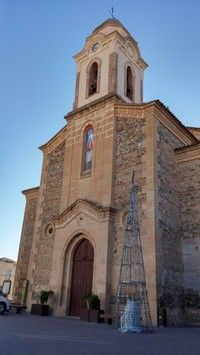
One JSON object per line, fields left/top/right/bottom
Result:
{"left": 113, "top": 174, "right": 153, "bottom": 332}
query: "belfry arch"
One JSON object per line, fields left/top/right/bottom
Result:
{"left": 85, "top": 58, "right": 102, "bottom": 99}
{"left": 88, "top": 62, "right": 98, "bottom": 96}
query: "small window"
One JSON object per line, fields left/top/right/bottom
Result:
{"left": 88, "top": 62, "right": 98, "bottom": 96}
{"left": 126, "top": 66, "right": 133, "bottom": 100}
{"left": 83, "top": 125, "right": 94, "bottom": 172}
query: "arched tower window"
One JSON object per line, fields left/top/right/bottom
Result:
{"left": 126, "top": 66, "right": 133, "bottom": 100}
{"left": 88, "top": 62, "right": 98, "bottom": 96}
{"left": 82, "top": 125, "right": 94, "bottom": 172}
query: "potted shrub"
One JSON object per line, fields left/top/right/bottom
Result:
{"left": 40, "top": 290, "right": 54, "bottom": 305}
{"left": 81, "top": 292, "right": 101, "bottom": 322}
{"left": 31, "top": 290, "right": 53, "bottom": 316}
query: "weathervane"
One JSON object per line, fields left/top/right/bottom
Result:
{"left": 110, "top": 6, "right": 115, "bottom": 19}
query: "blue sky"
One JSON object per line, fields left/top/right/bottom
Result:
{"left": 1, "top": 0, "right": 200, "bottom": 261}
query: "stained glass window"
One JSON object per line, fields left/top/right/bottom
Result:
{"left": 83, "top": 125, "right": 94, "bottom": 172}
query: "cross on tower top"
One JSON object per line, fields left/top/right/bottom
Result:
{"left": 109, "top": 6, "right": 115, "bottom": 19}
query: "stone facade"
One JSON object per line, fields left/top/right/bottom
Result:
{"left": 111, "top": 112, "right": 148, "bottom": 309}
{"left": 177, "top": 147, "right": 200, "bottom": 290}
{"left": 25, "top": 142, "right": 65, "bottom": 306}
{"left": 14, "top": 19, "right": 200, "bottom": 326}
{"left": 13, "top": 187, "right": 39, "bottom": 298}
{"left": 156, "top": 123, "right": 184, "bottom": 306}
{"left": 112, "top": 114, "right": 146, "bottom": 282}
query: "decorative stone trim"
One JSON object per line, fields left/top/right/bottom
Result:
{"left": 53, "top": 198, "right": 116, "bottom": 227}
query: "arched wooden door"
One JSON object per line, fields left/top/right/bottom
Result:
{"left": 69, "top": 239, "right": 94, "bottom": 316}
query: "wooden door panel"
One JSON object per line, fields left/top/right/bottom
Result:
{"left": 69, "top": 239, "right": 94, "bottom": 316}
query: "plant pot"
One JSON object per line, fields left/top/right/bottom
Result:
{"left": 80, "top": 309, "right": 89, "bottom": 321}
{"left": 31, "top": 303, "right": 49, "bottom": 316}
{"left": 89, "top": 309, "right": 99, "bottom": 322}
{"left": 80, "top": 309, "right": 100, "bottom": 322}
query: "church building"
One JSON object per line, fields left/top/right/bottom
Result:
{"left": 14, "top": 18, "right": 200, "bottom": 325}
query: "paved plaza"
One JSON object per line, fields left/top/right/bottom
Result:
{"left": 0, "top": 313, "right": 200, "bottom": 355}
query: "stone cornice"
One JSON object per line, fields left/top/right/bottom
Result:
{"left": 39, "top": 125, "right": 68, "bottom": 154}
{"left": 114, "top": 100, "right": 197, "bottom": 145}
{"left": 53, "top": 198, "right": 116, "bottom": 226}
{"left": 65, "top": 93, "right": 124, "bottom": 121}
{"left": 152, "top": 101, "right": 197, "bottom": 145}
{"left": 187, "top": 126, "right": 200, "bottom": 130}
{"left": 22, "top": 186, "right": 39, "bottom": 199}
{"left": 115, "top": 103, "right": 144, "bottom": 117}
{"left": 74, "top": 31, "right": 119, "bottom": 62}
{"left": 0, "top": 257, "right": 16, "bottom": 264}
{"left": 74, "top": 31, "right": 123, "bottom": 62}
{"left": 135, "top": 57, "right": 148, "bottom": 70}
{"left": 175, "top": 143, "right": 200, "bottom": 163}
{"left": 187, "top": 127, "right": 200, "bottom": 141}
{"left": 38, "top": 97, "right": 197, "bottom": 160}
{"left": 74, "top": 28, "right": 147, "bottom": 70}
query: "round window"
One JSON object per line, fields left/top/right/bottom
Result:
{"left": 43, "top": 223, "right": 55, "bottom": 238}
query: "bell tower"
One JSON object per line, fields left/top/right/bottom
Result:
{"left": 73, "top": 18, "right": 148, "bottom": 110}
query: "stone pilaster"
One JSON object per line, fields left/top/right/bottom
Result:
{"left": 73, "top": 72, "right": 80, "bottom": 110}
{"left": 108, "top": 52, "right": 118, "bottom": 94}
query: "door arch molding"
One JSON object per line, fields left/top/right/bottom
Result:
{"left": 58, "top": 232, "right": 95, "bottom": 315}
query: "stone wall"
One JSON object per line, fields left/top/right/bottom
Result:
{"left": 31, "top": 141, "right": 65, "bottom": 295}
{"left": 178, "top": 157, "right": 200, "bottom": 290}
{"left": 13, "top": 188, "right": 39, "bottom": 299}
{"left": 111, "top": 114, "right": 147, "bottom": 296}
{"left": 156, "top": 122, "right": 184, "bottom": 304}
